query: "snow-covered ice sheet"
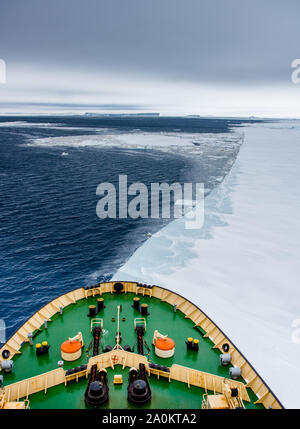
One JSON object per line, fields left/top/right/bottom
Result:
{"left": 113, "top": 121, "right": 300, "bottom": 408}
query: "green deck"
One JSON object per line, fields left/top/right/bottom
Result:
{"left": 3, "top": 292, "right": 264, "bottom": 409}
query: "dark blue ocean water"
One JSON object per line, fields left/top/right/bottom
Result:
{"left": 0, "top": 116, "right": 251, "bottom": 339}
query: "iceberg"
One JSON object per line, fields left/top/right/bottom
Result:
{"left": 113, "top": 120, "right": 300, "bottom": 408}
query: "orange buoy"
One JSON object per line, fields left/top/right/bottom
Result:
{"left": 61, "top": 340, "right": 82, "bottom": 361}
{"left": 155, "top": 337, "right": 175, "bottom": 358}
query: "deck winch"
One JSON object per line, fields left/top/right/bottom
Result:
{"left": 85, "top": 368, "right": 109, "bottom": 407}
{"left": 127, "top": 364, "right": 151, "bottom": 404}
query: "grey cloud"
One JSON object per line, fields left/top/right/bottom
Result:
{"left": 1, "top": 0, "right": 299, "bottom": 84}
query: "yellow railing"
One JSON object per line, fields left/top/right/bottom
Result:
{"left": 2, "top": 349, "right": 249, "bottom": 404}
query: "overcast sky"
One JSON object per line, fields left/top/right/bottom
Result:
{"left": 0, "top": 0, "right": 300, "bottom": 116}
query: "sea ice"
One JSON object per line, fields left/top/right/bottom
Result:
{"left": 113, "top": 120, "right": 300, "bottom": 408}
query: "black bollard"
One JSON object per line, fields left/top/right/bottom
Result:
{"left": 97, "top": 298, "right": 104, "bottom": 313}
{"left": 133, "top": 297, "right": 141, "bottom": 312}
{"left": 88, "top": 305, "right": 96, "bottom": 317}
{"left": 141, "top": 303, "right": 149, "bottom": 316}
